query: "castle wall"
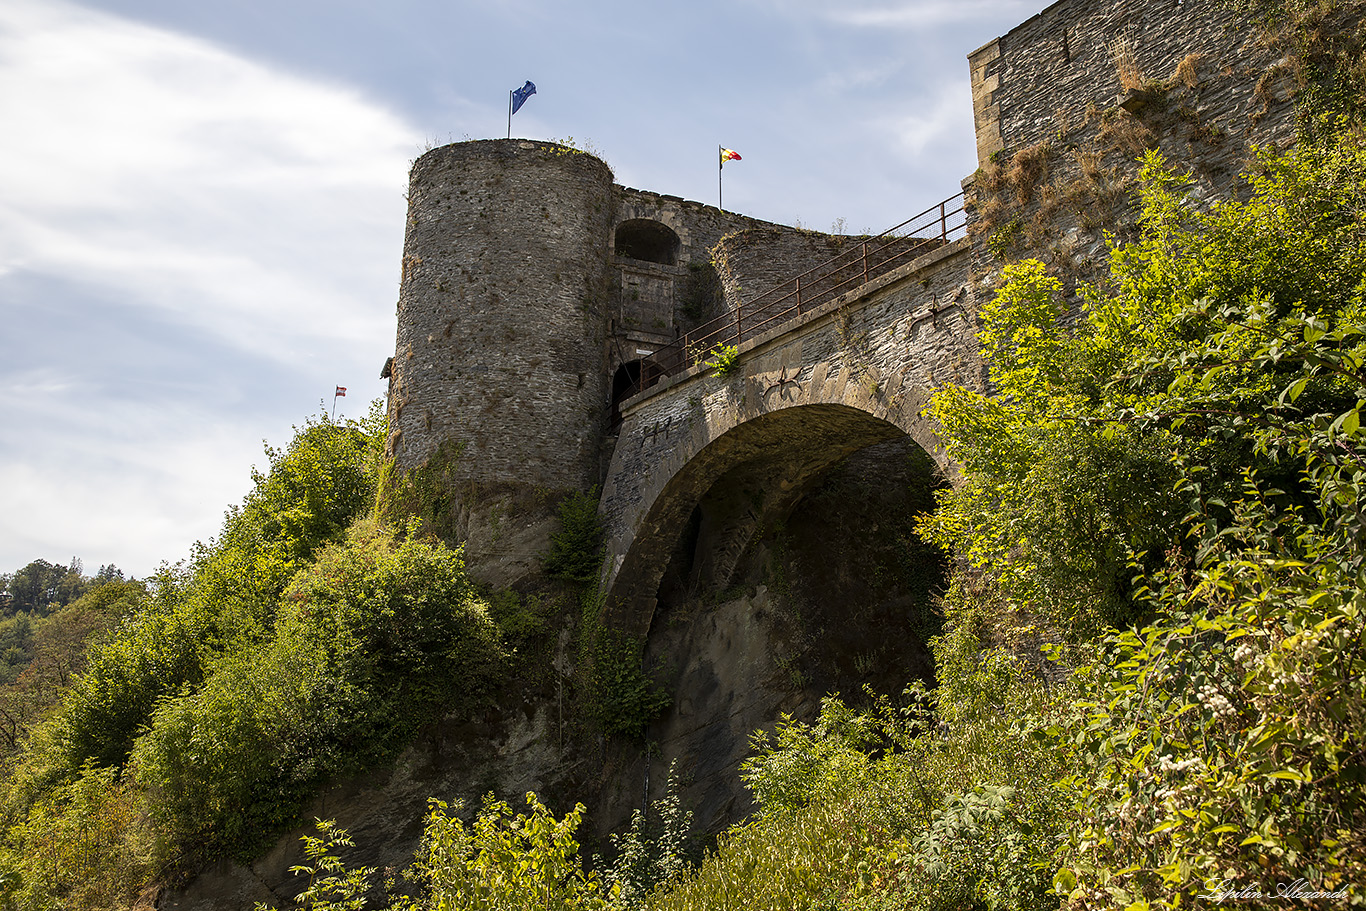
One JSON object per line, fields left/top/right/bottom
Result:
{"left": 711, "top": 229, "right": 937, "bottom": 345}
{"left": 966, "top": 0, "right": 1299, "bottom": 284}
{"left": 608, "top": 189, "right": 808, "bottom": 342}
{"left": 387, "top": 139, "right": 615, "bottom": 585}
{"left": 971, "top": 0, "right": 1297, "bottom": 170}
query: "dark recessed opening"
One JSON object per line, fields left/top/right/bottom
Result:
{"left": 615, "top": 220, "right": 681, "bottom": 266}
{"left": 610, "top": 359, "right": 647, "bottom": 426}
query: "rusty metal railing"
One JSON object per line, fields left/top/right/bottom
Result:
{"left": 634, "top": 191, "right": 966, "bottom": 392}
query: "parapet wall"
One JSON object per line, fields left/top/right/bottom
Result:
{"left": 971, "top": 0, "right": 1297, "bottom": 169}
{"left": 967, "top": 0, "right": 1300, "bottom": 285}
{"left": 712, "top": 229, "right": 938, "bottom": 344}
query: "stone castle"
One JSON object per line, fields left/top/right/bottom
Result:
{"left": 165, "top": 0, "right": 1334, "bottom": 903}
{"left": 382, "top": 0, "right": 1300, "bottom": 624}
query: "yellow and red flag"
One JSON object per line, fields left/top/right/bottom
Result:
{"left": 720, "top": 147, "right": 742, "bottom": 163}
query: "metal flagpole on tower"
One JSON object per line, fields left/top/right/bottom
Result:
{"left": 508, "top": 90, "right": 513, "bottom": 139}
{"left": 718, "top": 145, "right": 723, "bottom": 211}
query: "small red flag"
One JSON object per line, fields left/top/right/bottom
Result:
{"left": 335, "top": 386, "right": 347, "bottom": 397}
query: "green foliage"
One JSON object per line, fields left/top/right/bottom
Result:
{"left": 0, "top": 763, "right": 156, "bottom": 911}
{"left": 602, "top": 760, "right": 694, "bottom": 905}
{"left": 1, "top": 559, "right": 88, "bottom": 617}
{"left": 131, "top": 520, "right": 502, "bottom": 858}
{"left": 195, "top": 405, "right": 386, "bottom": 632}
{"left": 254, "top": 819, "right": 377, "bottom": 911}
{"left": 922, "top": 141, "right": 1366, "bottom": 638}
{"left": 582, "top": 624, "right": 670, "bottom": 741}
{"left": 259, "top": 796, "right": 617, "bottom": 911}
{"left": 0, "top": 579, "right": 143, "bottom": 758}
{"left": 405, "top": 793, "right": 614, "bottom": 911}
{"left": 0, "top": 408, "right": 494, "bottom": 884}
{"left": 706, "top": 345, "right": 740, "bottom": 378}
{"left": 49, "top": 410, "right": 384, "bottom": 782}
{"left": 543, "top": 488, "right": 605, "bottom": 584}
{"left": 741, "top": 699, "right": 881, "bottom": 814}
{"left": 647, "top": 681, "right": 1064, "bottom": 911}
{"left": 375, "top": 439, "right": 465, "bottom": 545}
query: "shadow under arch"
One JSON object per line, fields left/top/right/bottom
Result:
{"left": 604, "top": 401, "right": 939, "bottom": 638}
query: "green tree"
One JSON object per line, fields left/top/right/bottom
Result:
{"left": 404, "top": 794, "right": 614, "bottom": 911}
{"left": 131, "top": 520, "right": 502, "bottom": 859}
{"left": 921, "top": 141, "right": 1366, "bottom": 640}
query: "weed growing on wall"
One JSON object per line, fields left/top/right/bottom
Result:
{"left": 706, "top": 345, "right": 740, "bottom": 378}
{"left": 375, "top": 438, "right": 466, "bottom": 543}
{"left": 542, "top": 488, "right": 604, "bottom": 584}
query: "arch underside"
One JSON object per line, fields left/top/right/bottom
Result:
{"left": 605, "top": 401, "right": 937, "bottom": 637}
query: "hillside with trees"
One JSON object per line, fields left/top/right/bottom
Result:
{"left": 0, "top": 127, "right": 1359, "bottom": 910}
{"left": 1, "top": 3, "right": 1364, "bottom": 906}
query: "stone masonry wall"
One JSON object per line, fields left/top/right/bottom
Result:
{"left": 610, "top": 190, "right": 825, "bottom": 338}
{"left": 712, "top": 229, "right": 941, "bottom": 345}
{"left": 387, "top": 140, "right": 616, "bottom": 585}
{"left": 967, "top": 0, "right": 1299, "bottom": 286}
{"left": 389, "top": 140, "right": 615, "bottom": 484}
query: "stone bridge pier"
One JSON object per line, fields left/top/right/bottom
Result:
{"left": 598, "top": 238, "right": 982, "bottom": 638}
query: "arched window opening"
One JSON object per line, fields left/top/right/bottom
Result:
{"left": 610, "top": 361, "right": 643, "bottom": 427}
{"left": 614, "top": 220, "right": 681, "bottom": 266}
{"left": 609, "top": 358, "right": 666, "bottom": 426}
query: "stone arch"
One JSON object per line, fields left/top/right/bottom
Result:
{"left": 602, "top": 363, "right": 949, "bottom": 637}
{"left": 614, "top": 219, "right": 681, "bottom": 266}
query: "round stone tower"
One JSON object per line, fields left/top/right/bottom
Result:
{"left": 385, "top": 139, "right": 616, "bottom": 585}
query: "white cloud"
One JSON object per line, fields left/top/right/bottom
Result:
{"left": 0, "top": 0, "right": 420, "bottom": 361}
{"left": 816, "top": 0, "right": 1040, "bottom": 30}
{"left": 0, "top": 0, "right": 420, "bottom": 575}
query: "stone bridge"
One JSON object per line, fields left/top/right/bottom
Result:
{"left": 598, "top": 237, "right": 982, "bottom": 638}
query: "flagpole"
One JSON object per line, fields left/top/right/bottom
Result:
{"left": 718, "top": 145, "right": 723, "bottom": 211}
{"left": 332, "top": 389, "right": 337, "bottom": 420}
{"left": 508, "top": 90, "right": 513, "bottom": 139}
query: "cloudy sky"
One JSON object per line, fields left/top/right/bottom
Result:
{"left": 0, "top": 0, "right": 1043, "bottom": 579}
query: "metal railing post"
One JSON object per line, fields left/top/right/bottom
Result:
{"left": 795, "top": 277, "right": 802, "bottom": 316}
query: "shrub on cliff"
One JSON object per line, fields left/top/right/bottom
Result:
{"left": 132, "top": 520, "right": 503, "bottom": 859}
{"left": 543, "top": 488, "right": 604, "bottom": 584}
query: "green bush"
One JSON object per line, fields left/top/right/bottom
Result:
{"left": 582, "top": 625, "right": 670, "bottom": 741}
{"left": 706, "top": 345, "right": 740, "bottom": 378}
{"left": 543, "top": 488, "right": 604, "bottom": 584}
{"left": 132, "top": 521, "right": 502, "bottom": 858}
{"left": 52, "top": 411, "right": 384, "bottom": 783}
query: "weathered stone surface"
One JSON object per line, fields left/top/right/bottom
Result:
{"left": 600, "top": 240, "right": 977, "bottom": 637}
{"left": 168, "top": 3, "right": 1355, "bottom": 905}
{"left": 965, "top": 0, "right": 1300, "bottom": 287}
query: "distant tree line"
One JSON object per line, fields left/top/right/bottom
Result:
{"left": 0, "top": 557, "right": 125, "bottom": 618}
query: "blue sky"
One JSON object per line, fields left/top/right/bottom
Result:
{"left": 0, "top": 0, "right": 1043, "bottom": 578}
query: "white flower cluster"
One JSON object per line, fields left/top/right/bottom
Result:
{"left": 1232, "top": 640, "right": 1262, "bottom": 666}
{"left": 1157, "top": 754, "right": 1204, "bottom": 775}
{"left": 1197, "top": 683, "right": 1237, "bottom": 718}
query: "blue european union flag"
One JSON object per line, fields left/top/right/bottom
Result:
{"left": 511, "top": 81, "right": 536, "bottom": 115}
